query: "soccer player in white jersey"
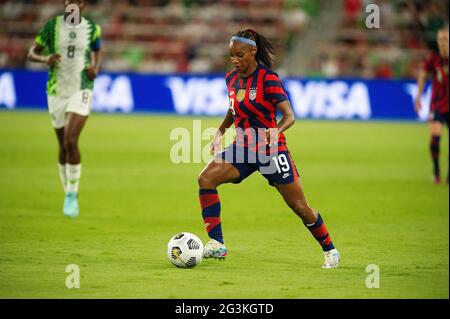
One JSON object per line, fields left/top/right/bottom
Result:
{"left": 27, "top": 0, "right": 102, "bottom": 218}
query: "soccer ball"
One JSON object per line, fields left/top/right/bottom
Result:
{"left": 167, "top": 232, "right": 204, "bottom": 268}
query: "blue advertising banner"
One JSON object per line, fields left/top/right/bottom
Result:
{"left": 0, "top": 69, "right": 431, "bottom": 121}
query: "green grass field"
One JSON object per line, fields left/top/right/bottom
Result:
{"left": 0, "top": 110, "right": 448, "bottom": 298}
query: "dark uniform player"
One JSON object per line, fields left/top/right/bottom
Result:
{"left": 415, "top": 27, "right": 449, "bottom": 184}
{"left": 221, "top": 60, "right": 299, "bottom": 186}
{"left": 198, "top": 29, "right": 340, "bottom": 268}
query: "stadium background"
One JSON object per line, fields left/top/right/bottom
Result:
{"left": 0, "top": 0, "right": 449, "bottom": 299}
{"left": 1, "top": 0, "right": 448, "bottom": 120}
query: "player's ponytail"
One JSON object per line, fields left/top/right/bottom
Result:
{"left": 235, "top": 29, "right": 275, "bottom": 69}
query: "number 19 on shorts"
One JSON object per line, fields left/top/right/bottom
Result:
{"left": 272, "top": 154, "right": 290, "bottom": 173}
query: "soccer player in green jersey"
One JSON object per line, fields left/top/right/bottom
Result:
{"left": 27, "top": 0, "right": 102, "bottom": 218}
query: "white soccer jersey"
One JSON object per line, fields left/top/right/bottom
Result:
{"left": 35, "top": 15, "right": 101, "bottom": 97}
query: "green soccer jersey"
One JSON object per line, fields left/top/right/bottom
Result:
{"left": 35, "top": 15, "right": 101, "bottom": 97}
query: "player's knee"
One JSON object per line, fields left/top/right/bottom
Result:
{"left": 197, "top": 171, "right": 205, "bottom": 186}
{"left": 198, "top": 171, "right": 217, "bottom": 188}
{"left": 58, "top": 147, "right": 66, "bottom": 159}
{"left": 198, "top": 172, "right": 210, "bottom": 188}
{"left": 63, "top": 136, "right": 78, "bottom": 153}
{"left": 58, "top": 141, "right": 65, "bottom": 152}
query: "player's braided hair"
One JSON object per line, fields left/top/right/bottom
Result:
{"left": 235, "top": 29, "right": 275, "bottom": 69}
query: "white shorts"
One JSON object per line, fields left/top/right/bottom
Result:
{"left": 47, "top": 90, "right": 93, "bottom": 129}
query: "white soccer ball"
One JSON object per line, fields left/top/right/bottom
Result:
{"left": 167, "top": 232, "right": 204, "bottom": 268}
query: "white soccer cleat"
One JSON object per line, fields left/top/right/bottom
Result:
{"left": 203, "top": 239, "right": 227, "bottom": 259}
{"left": 322, "top": 249, "right": 340, "bottom": 268}
{"left": 63, "top": 192, "right": 79, "bottom": 218}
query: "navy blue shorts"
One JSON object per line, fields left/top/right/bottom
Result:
{"left": 429, "top": 111, "right": 449, "bottom": 127}
{"left": 217, "top": 144, "right": 300, "bottom": 186}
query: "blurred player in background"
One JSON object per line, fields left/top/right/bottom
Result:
{"left": 27, "top": 0, "right": 102, "bottom": 217}
{"left": 415, "top": 27, "right": 449, "bottom": 184}
{"left": 197, "top": 29, "right": 340, "bottom": 268}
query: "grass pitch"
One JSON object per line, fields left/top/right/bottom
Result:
{"left": 0, "top": 110, "right": 448, "bottom": 298}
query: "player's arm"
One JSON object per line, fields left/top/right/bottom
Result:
{"left": 264, "top": 73, "right": 294, "bottom": 145}
{"left": 28, "top": 18, "right": 61, "bottom": 67}
{"left": 276, "top": 100, "right": 295, "bottom": 133}
{"left": 415, "top": 62, "right": 428, "bottom": 113}
{"left": 267, "top": 100, "right": 295, "bottom": 146}
{"left": 86, "top": 23, "right": 103, "bottom": 80}
{"left": 27, "top": 44, "right": 61, "bottom": 67}
{"left": 211, "top": 109, "right": 234, "bottom": 155}
{"left": 86, "top": 49, "right": 102, "bottom": 81}
{"left": 217, "top": 109, "right": 234, "bottom": 135}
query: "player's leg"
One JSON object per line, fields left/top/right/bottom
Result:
{"left": 429, "top": 119, "right": 443, "bottom": 184}
{"left": 198, "top": 159, "right": 241, "bottom": 259}
{"left": 48, "top": 95, "right": 68, "bottom": 193}
{"left": 62, "top": 112, "right": 88, "bottom": 218}
{"left": 264, "top": 150, "right": 339, "bottom": 268}
{"left": 198, "top": 158, "right": 241, "bottom": 189}
{"left": 55, "top": 128, "right": 67, "bottom": 192}
{"left": 274, "top": 179, "right": 317, "bottom": 224}
{"left": 274, "top": 179, "right": 336, "bottom": 251}
{"left": 64, "top": 112, "right": 88, "bottom": 164}
{"left": 62, "top": 90, "right": 93, "bottom": 218}
{"left": 274, "top": 179, "right": 340, "bottom": 268}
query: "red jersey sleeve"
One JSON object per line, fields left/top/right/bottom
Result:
{"left": 264, "top": 73, "right": 289, "bottom": 106}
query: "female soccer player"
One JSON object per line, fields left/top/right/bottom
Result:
{"left": 415, "top": 27, "right": 449, "bottom": 184}
{"left": 27, "top": 0, "right": 102, "bottom": 218}
{"left": 198, "top": 29, "right": 340, "bottom": 268}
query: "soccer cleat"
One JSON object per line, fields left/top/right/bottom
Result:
{"left": 203, "top": 239, "right": 227, "bottom": 259}
{"left": 322, "top": 248, "right": 340, "bottom": 269}
{"left": 63, "top": 192, "right": 79, "bottom": 218}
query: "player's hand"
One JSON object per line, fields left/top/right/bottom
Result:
{"left": 266, "top": 128, "right": 279, "bottom": 147}
{"left": 46, "top": 54, "right": 61, "bottom": 67}
{"left": 86, "top": 66, "right": 99, "bottom": 80}
{"left": 414, "top": 97, "right": 422, "bottom": 114}
{"left": 210, "top": 132, "right": 223, "bottom": 156}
